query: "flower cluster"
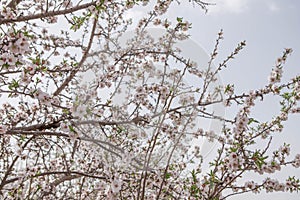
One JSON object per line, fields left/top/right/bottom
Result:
{"left": 244, "top": 181, "right": 260, "bottom": 193}
{"left": 224, "top": 152, "right": 244, "bottom": 171}
{"left": 154, "top": 0, "right": 172, "bottom": 15}
{"left": 32, "top": 88, "right": 51, "bottom": 106}
{"left": 269, "top": 66, "right": 283, "bottom": 85}
{"left": 72, "top": 104, "right": 88, "bottom": 118}
{"left": 0, "top": 7, "right": 16, "bottom": 19}
{"left": 0, "top": 30, "right": 31, "bottom": 93}
{"left": 0, "top": 52, "right": 20, "bottom": 68}
{"left": 0, "top": 124, "right": 7, "bottom": 134}
{"left": 258, "top": 161, "right": 281, "bottom": 174}
{"left": 292, "top": 154, "right": 300, "bottom": 168}
{"left": 268, "top": 48, "right": 292, "bottom": 85}
{"left": 234, "top": 110, "right": 249, "bottom": 136}
{"left": 263, "top": 178, "right": 286, "bottom": 192}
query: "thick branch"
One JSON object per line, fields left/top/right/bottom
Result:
{"left": 0, "top": 2, "right": 96, "bottom": 25}
{"left": 53, "top": 14, "right": 98, "bottom": 96}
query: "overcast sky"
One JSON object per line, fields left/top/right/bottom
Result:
{"left": 175, "top": 0, "right": 300, "bottom": 199}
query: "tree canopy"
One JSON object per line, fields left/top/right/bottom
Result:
{"left": 0, "top": 0, "right": 299, "bottom": 199}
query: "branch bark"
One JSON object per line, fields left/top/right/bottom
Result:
{"left": 0, "top": 2, "right": 96, "bottom": 25}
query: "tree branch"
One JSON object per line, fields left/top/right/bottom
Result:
{"left": 0, "top": 2, "right": 96, "bottom": 25}
{"left": 53, "top": 13, "right": 98, "bottom": 96}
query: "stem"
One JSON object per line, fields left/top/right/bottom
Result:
{"left": 0, "top": 2, "right": 96, "bottom": 25}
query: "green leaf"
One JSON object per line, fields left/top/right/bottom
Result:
{"left": 282, "top": 92, "right": 291, "bottom": 100}
{"left": 165, "top": 172, "right": 171, "bottom": 179}
{"left": 68, "top": 125, "right": 75, "bottom": 132}
{"left": 177, "top": 17, "right": 183, "bottom": 23}
{"left": 8, "top": 79, "right": 19, "bottom": 90}
{"left": 248, "top": 118, "right": 259, "bottom": 125}
{"left": 71, "top": 16, "right": 87, "bottom": 31}
{"left": 191, "top": 169, "right": 198, "bottom": 182}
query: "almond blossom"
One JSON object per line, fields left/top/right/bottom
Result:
{"left": 0, "top": 0, "right": 299, "bottom": 199}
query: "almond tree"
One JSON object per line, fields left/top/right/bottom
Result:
{"left": 0, "top": 0, "right": 299, "bottom": 199}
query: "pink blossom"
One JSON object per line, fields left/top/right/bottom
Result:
{"left": 0, "top": 125, "right": 7, "bottom": 134}
{"left": 34, "top": 88, "right": 52, "bottom": 106}
{"left": 110, "top": 177, "right": 122, "bottom": 194}
{"left": 292, "top": 154, "right": 300, "bottom": 168}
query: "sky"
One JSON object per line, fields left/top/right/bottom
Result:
{"left": 169, "top": 0, "right": 300, "bottom": 199}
